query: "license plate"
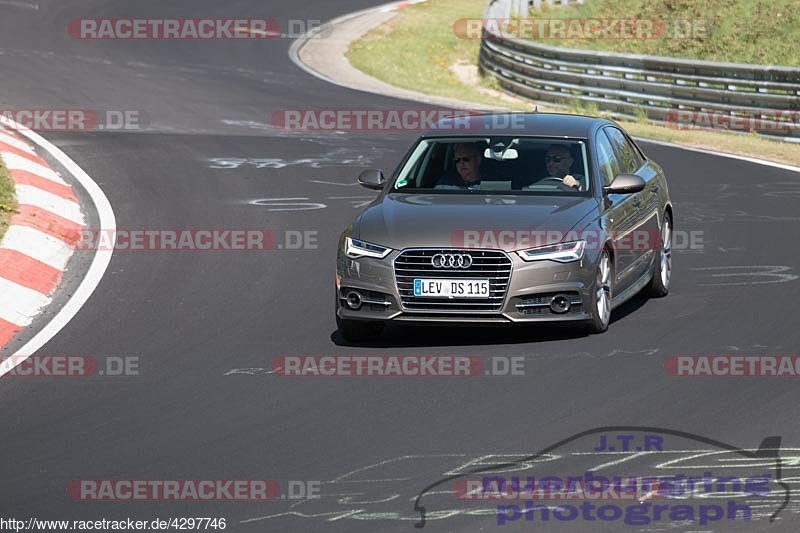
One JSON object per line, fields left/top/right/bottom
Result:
{"left": 413, "top": 279, "right": 490, "bottom": 298}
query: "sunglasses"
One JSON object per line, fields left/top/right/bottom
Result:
{"left": 545, "top": 155, "right": 569, "bottom": 163}
{"left": 453, "top": 155, "right": 479, "bottom": 164}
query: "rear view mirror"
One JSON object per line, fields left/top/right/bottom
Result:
{"left": 604, "top": 173, "right": 645, "bottom": 194}
{"left": 484, "top": 142, "right": 518, "bottom": 161}
{"left": 484, "top": 147, "right": 518, "bottom": 160}
{"left": 358, "top": 169, "right": 386, "bottom": 190}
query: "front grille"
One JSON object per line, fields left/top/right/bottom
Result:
{"left": 394, "top": 249, "right": 512, "bottom": 312}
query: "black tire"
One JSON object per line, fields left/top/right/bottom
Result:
{"left": 586, "top": 249, "right": 613, "bottom": 334}
{"left": 336, "top": 315, "right": 384, "bottom": 342}
{"left": 646, "top": 214, "right": 672, "bottom": 298}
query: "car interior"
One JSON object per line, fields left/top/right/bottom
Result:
{"left": 404, "top": 140, "right": 587, "bottom": 192}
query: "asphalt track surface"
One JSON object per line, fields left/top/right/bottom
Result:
{"left": 1, "top": 1, "right": 799, "bottom": 531}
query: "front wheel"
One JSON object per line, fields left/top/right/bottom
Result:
{"left": 586, "top": 249, "right": 612, "bottom": 334}
{"left": 336, "top": 315, "right": 384, "bottom": 342}
{"left": 646, "top": 215, "right": 672, "bottom": 298}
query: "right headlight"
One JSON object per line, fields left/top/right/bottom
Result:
{"left": 516, "top": 241, "right": 586, "bottom": 263}
{"left": 345, "top": 237, "right": 392, "bottom": 259}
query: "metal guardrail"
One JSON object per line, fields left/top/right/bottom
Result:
{"left": 502, "top": 0, "right": 585, "bottom": 18}
{"left": 479, "top": 0, "right": 800, "bottom": 138}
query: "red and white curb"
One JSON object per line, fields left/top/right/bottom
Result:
{"left": 0, "top": 117, "right": 115, "bottom": 376}
{"left": 0, "top": 127, "right": 86, "bottom": 348}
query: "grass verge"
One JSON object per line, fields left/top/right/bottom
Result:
{"left": 0, "top": 156, "right": 18, "bottom": 241}
{"left": 347, "top": 0, "right": 501, "bottom": 107}
{"left": 346, "top": 0, "right": 800, "bottom": 167}
{"left": 528, "top": 0, "right": 800, "bottom": 67}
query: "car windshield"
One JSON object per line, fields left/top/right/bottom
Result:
{"left": 392, "top": 136, "right": 590, "bottom": 195}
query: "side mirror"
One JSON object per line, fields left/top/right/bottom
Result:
{"left": 604, "top": 173, "right": 645, "bottom": 195}
{"left": 358, "top": 169, "right": 386, "bottom": 190}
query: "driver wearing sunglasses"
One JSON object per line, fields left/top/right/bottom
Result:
{"left": 545, "top": 144, "right": 584, "bottom": 191}
{"left": 434, "top": 143, "right": 486, "bottom": 190}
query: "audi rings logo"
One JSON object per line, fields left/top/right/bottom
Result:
{"left": 431, "top": 253, "right": 473, "bottom": 269}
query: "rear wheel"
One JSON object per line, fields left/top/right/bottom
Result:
{"left": 586, "top": 249, "right": 612, "bottom": 334}
{"left": 646, "top": 215, "right": 672, "bottom": 297}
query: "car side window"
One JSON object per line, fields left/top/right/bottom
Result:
{"left": 595, "top": 131, "right": 619, "bottom": 186}
{"left": 605, "top": 127, "right": 642, "bottom": 175}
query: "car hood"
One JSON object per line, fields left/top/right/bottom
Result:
{"left": 355, "top": 193, "right": 598, "bottom": 251}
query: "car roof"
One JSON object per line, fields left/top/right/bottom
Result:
{"left": 421, "top": 112, "right": 615, "bottom": 139}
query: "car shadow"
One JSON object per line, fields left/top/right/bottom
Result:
{"left": 610, "top": 291, "right": 653, "bottom": 323}
{"left": 332, "top": 291, "right": 659, "bottom": 347}
{"left": 331, "top": 319, "right": 590, "bottom": 348}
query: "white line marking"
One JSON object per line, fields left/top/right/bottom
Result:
{"left": 0, "top": 0, "right": 39, "bottom": 9}
{"left": 309, "top": 180, "right": 359, "bottom": 187}
{"left": 15, "top": 184, "right": 85, "bottom": 225}
{"left": 224, "top": 368, "right": 278, "bottom": 376}
{"left": 234, "top": 26, "right": 280, "bottom": 37}
{"left": 241, "top": 510, "right": 365, "bottom": 524}
{"left": 586, "top": 451, "right": 649, "bottom": 471}
{"left": 1, "top": 151, "right": 67, "bottom": 184}
{"left": 325, "top": 196, "right": 374, "bottom": 199}
{"left": 333, "top": 454, "right": 465, "bottom": 483}
{"left": 248, "top": 198, "right": 327, "bottom": 211}
{"left": 0, "top": 132, "right": 35, "bottom": 153}
{"left": 692, "top": 265, "right": 799, "bottom": 286}
{"left": 0, "top": 225, "right": 72, "bottom": 271}
{"left": 0, "top": 116, "right": 116, "bottom": 376}
{"left": 0, "top": 277, "right": 51, "bottom": 327}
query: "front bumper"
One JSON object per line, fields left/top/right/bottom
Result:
{"left": 336, "top": 248, "right": 596, "bottom": 324}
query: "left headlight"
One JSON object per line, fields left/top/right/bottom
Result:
{"left": 345, "top": 237, "right": 392, "bottom": 259}
{"left": 517, "top": 241, "right": 586, "bottom": 263}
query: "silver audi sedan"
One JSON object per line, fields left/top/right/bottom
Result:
{"left": 335, "top": 114, "right": 672, "bottom": 341}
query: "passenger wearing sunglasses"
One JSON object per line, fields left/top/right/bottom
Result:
{"left": 434, "top": 143, "right": 486, "bottom": 190}
{"left": 545, "top": 144, "right": 584, "bottom": 191}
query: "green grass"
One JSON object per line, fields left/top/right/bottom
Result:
{"left": 346, "top": 0, "right": 800, "bottom": 167}
{"left": 528, "top": 0, "right": 800, "bottom": 66}
{"left": 347, "top": 0, "right": 511, "bottom": 107}
{"left": 568, "top": 100, "right": 602, "bottom": 117}
{"left": 0, "top": 157, "right": 17, "bottom": 241}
